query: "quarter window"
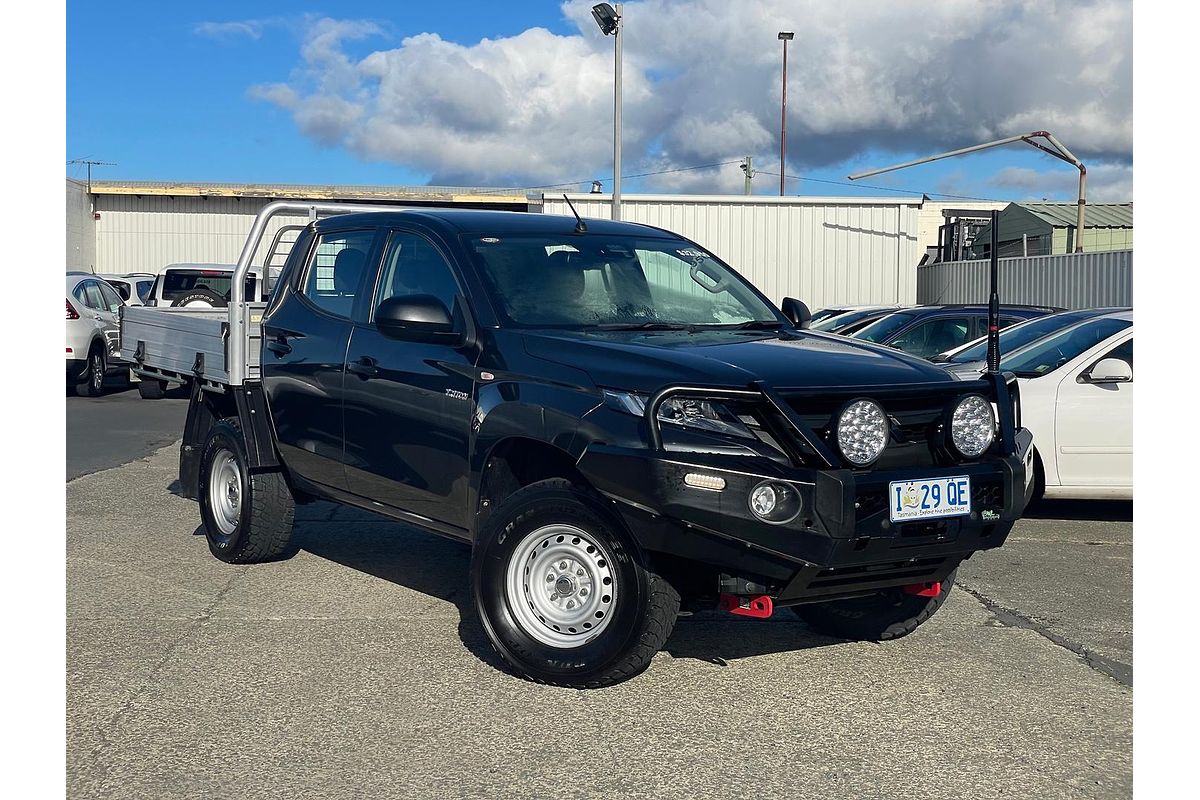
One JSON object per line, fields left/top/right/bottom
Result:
{"left": 301, "top": 230, "right": 376, "bottom": 319}
{"left": 375, "top": 232, "right": 461, "bottom": 315}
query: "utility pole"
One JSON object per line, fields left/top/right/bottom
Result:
{"left": 591, "top": 3, "right": 623, "bottom": 220}
{"left": 778, "top": 32, "right": 794, "bottom": 196}
{"left": 67, "top": 159, "right": 115, "bottom": 193}
{"left": 740, "top": 156, "right": 754, "bottom": 195}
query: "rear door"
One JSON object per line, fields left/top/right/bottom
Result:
{"left": 888, "top": 314, "right": 972, "bottom": 358}
{"left": 261, "top": 226, "right": 381, "bottom": 491}
{"left": 342, "top": 227, "right": 477, "bottom": 527}
{"left": 94, "top": 280, "right": 125, "bottom": 357}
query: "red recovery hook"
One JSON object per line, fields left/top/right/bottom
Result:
{"left": 719, "top": 594, "right": 774, "bottom": 618}
{"left": 902, "top": 581, "right": 942, "bottom": 597}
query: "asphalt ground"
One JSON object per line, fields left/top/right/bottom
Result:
{"left": 66, "top": 379, "right": 189, "bottom": 480}
{"left": 66, "top": 403, "right": 1132, "bottom": 799}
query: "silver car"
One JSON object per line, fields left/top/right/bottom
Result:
{"left": 66, "top": 273, "right": 126, "bottom": 396}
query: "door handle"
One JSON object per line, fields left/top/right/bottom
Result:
{"left": 347, "top": 356, "right": 379, "bottom": 379}
{"left": 266, "top": 339, "right": 293, "bottom": 356}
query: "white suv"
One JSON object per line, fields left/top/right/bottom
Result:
{"left": 66, "top": 273, "right": 127, "bottom": 396}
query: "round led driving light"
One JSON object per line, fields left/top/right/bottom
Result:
{"left": 748, "top": 480, "right": 801, "bottom": 524}
{"left": 836, "top": 399, "right": 889, "bottom": 466}
{"left": 950, "top": 394, "right": 996, "bottom": 458}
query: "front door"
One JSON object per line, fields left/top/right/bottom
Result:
{"left": 1054, "top": 335, "right": 1133, "bottom": 489}
{"left": 261, "top": 227, "right": 380, "bottom": 491}
{"left": 342, "top": 228, "right": 477, "bottom": 527}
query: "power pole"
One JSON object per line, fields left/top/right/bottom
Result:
{"left": 778, "top": 32, "right": 794, "bottom": 196}
{"left": 740, "top": 156, "right": 754, "bottom": 195}
{"left": 67, "top": 158, "right": 115, "bottom": 193}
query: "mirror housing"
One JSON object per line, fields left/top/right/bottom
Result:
{"left": 1082, "top": 357, "right": 1132, "bottom": 384}
{"left": 375, "top": 294, "right": 458, "bottom": 343}
{"left": 780, "top": 297, "right": 812, "bottom": 329}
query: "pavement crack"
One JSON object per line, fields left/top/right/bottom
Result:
{"left": 956, "top": 581, "right": 1132, "bottom": 688}
{"left": 72, "top": 565, "right": 251, "bottom": 786}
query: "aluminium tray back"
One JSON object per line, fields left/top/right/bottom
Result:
{"left": 121, "top": 304, "right": 264, "bottom": 385}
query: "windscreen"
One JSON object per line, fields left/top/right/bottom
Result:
{"left": 467, "top": 235, "right": 778, "bottom": 328}
{"left": 943, "top": 310, "right": 1100, "bottom": 363}
{"left": 1001, "top": 317, "right": 1131, "bottom": 377}
{"left": 812, "top": 308, "right": 887, "bottom": 332}
{"left": 852, "top": 311, "right": 917, "bottom": 343}
{"left": 106, "top": 280, "right": 131, "bottom": 302}
{"left": 161, "top": 270, "right": 257, "bottom": 303}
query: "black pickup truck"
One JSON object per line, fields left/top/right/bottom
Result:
{"left": 164, "top": 206, "right": 1034, "bottom": 688}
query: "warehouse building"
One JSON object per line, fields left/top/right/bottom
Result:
{"left": 967, "top": 202, "right": 1133, "bottom": 258}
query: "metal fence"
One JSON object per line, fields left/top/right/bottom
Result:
{"left": 916, "top": 250, "right": 1131, "bottom": 309}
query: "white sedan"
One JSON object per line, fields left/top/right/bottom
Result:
{"left": 997, "top": 311, "right": 1133, "bottom": 500}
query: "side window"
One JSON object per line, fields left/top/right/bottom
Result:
{"left": 998, "top": 316, "right": 1023, "bottom": 330}
{"left": 83, "top": 281, "right": 106, "bottom": 311}
{"left": 73, "top": 283, "right": 93, "bottom": 308}
{"left": 375, "top": 231, "right": 462, "bottom": 314}
{"left": 301, "top": 229, "right": 376, "bottom": 319}
{"left": 1102, "top": 338, "right": 1133, "bottom": 374}
{"left": 108, "top": 281, "right": 132, "bottom": 302}
{"left": 891, "top": 316, "right": 971, "bottom": 358}
{"left": 97, "top": 281, "right": 124, "bottom": 312}
{"left": 136, "top": 280, "right": 154, "bottom": 303}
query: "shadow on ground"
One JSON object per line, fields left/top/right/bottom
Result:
{"left": 287, "top": 504, "right": 840, "bottom": 673}
{"left": 1025, "top": 498, "right": 1132, "bottom": 522}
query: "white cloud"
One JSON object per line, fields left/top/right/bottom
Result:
{"left": 194, "top": 20, "right": 266, "bottom": 40}
{"left": 990, "top": 162, "right": 1133, "bottom": 202}
{"left": 250, "top": 1, "right": 1132, "bottom": 191}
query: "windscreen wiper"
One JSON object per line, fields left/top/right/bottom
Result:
{"left": 729, "top": 319, "right": 786, "bottom": 331}
{"left": 597, "top": 321, "right": 693, "bottom": 331}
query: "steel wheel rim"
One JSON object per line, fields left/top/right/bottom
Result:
{"left": 208, "top": 448, "right": 242, "bottom": 536}
{"left": 505, "top": 524, "right": 617, "bottom": 649}
{"left": 91, "top": 353, "right": 103, "bottom": 390}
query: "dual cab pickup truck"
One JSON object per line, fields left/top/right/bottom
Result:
{"left": 122, "top": 201, "right": 1035, "bottom": 688}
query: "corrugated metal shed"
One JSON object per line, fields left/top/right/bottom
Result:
{"left": 1020, "top": 202, "right": 1133, "bottom": 229}
{"left": 539, "top": 194, "right": 922, "bottom": 308}
{"left": 917, "top": 249, "right": 1132, "bottom": 308}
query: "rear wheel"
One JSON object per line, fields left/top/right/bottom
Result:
{"left": 198, "top": 418, "right": 295, "bottom": 563}
{"left": 83, "top": 347, "right": 105, "bottom": 397}
{"left": 471, "top": 479, "right": 679, "bottom": 688}
{"left": 137, "top": 378, "right": 167, "bottom": 399}
{"left": 793, "top": 569, "right": 957, "bottom": 641}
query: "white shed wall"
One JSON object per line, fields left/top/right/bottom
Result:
{"left": 94, "top": 195, "right": 313, "bottom": 273}
{"left": 541, "top": 195, "right": 922, "bottom": 308}
{"left": 66, "top": 179, "right": 96, "bottom": 271}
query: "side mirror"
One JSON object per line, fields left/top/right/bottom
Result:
{"left": 1082, "top": 357, "right": 1132, "bottom": 384}
{"left": 375, "top": 294, "right": 458, "bottom": 343}
{"left": 781, "top": 297, "right": 812, "bottom": 329}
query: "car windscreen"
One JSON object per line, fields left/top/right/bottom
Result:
{"left": 161, "top": 270, "right": 256, "bottom": 302}
{"left": 1001, "top": 317, "right": 1132, "bottom": 377}
{"left": 851, "top": 311, "right": 918, "bottom": 343}
{"left": 809, "top": 307, "right": 850, "bottom": 324}
{"left": 135, "top": 280, "right": 154, "bottom": 303}
{"left": 105, "top": 279, "right": 132, "bottom": 302}
{"left": 940, "top": 310, "right": 1103, "bottom": 363}
{"left": 812, "top": 308, "right": 887, "bottom": 332}
{"left": 466, "top": 235, "right": 779, "bottom": 328}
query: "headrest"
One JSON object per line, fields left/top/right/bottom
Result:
{"left": 333, "top": 248, "right": 366, "bottom": 293}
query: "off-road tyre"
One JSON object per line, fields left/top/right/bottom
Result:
{"left": 171, "top": 288, "right": 226, "bottom": 308}
{"left": 471, "top": 478, "right": 680, "bottom": 688}
{"left": 83, "top": 345, "right": 106, "bottom": 397}
{"left": 793, "top": 569, "right": 958, "bottom": 641}
{"left": 198, "top": 417, "right": 295, "bottom": 563}
{"left": 137, "top": 378, "right": 168, "bottom": 399}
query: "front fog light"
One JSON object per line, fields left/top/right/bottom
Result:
{"left": 950, "top": 394, "right": 996, "bottom": 458}
{"left": 749, "top": 480, "right": 801, "bottom": 524}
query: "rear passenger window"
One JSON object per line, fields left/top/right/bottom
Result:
{"left": 302, "top": 230, "right": 375, "bottom": 319}
{"left": 83, "top": 282, "right": 106, "bottom": 310}
{"left": 890, "top": 317, "right": 971, "bottom": 358}
{"left": 374, "top": 232, "right": 462, "bottom": 315}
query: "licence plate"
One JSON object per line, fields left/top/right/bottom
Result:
{"left": 888, "top": 476, "right": 971, "bottom": 523}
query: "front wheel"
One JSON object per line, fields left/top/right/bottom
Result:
{"left": 793, "top": 569, "right": 957, "bottom": 641}
{"left": 198, "top": 418, "right": 295, "bottom": 563}
{"left": 471, "top": 479, "right": 679, "bottom": 688}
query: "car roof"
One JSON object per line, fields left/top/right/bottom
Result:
{"left": 320, "top": 208, "right": 680, "bottom": 239}
{"left": 66, "top": 274, "right": 94, "bottom": 290}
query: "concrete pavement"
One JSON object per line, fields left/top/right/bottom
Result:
{"left": 67, "top": 443, "right": 1131, "bottom": 799}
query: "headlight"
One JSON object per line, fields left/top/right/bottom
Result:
{"left": 835, "top": 399, "right": 889, "bottom": 466}
{"left": 950, "top": 394, "right": 995, "bottom": 458}
{"left": 603, "top": 390, "right": 753, "bottom": 439}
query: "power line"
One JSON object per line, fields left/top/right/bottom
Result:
{"left": 473, "top": 159, "right": 744, "bottom": 195}
{"left": 756, "top": 169, "right": 1004, "bottom": 202}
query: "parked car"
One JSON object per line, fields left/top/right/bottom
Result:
{"left": 145, "top": 264, "right": 274, "bottom": 308}
{"left": 99, "top": 273, "right": 157, "bottom": 306}
{"left": 66, "top": 274, "right": 127, "bottom": 396}
{"left": 123, "top": 203, "right": 1036, "bottom": 688}
{"left": 957, "top": 311, "right": 1132, "bottom": 500}
{"left": 851, "top": 304, "right": 1061, "bottom": 358}
{"left": 810, "top": 305, "right": 902, "bottom": 334}
{"left": 932, "top": 307, "right": 1130, "bottom": 370}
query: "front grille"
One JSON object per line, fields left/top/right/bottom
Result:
{"left": 973, "top": 480, "right": 1004, "bottom": 509}
{"left": 854, "top": 489, "right": 888, "bottom": 518}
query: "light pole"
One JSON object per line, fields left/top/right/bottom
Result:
{"left": 592, "top": 3, "right": 622, "bottom": 220}
{"left": 778, "top": 31, "right": 794, "bottom": 196}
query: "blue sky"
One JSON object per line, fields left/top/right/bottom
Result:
{"left": 67, "top": 1, "right": 1132, "bottom": 202}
